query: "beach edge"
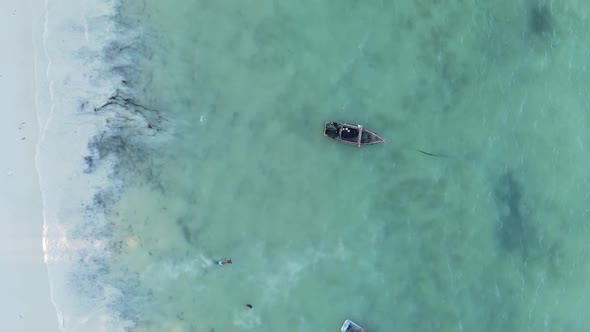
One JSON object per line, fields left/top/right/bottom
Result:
{"left": 0, "top": 0, "right": 61, "bottom": 330}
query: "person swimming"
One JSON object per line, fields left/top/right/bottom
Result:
{"left": 218, "top": 258, "right": 232, "bottom": 266}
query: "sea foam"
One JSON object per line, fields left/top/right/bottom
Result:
{"left": 32, "top": 0, "right": 159, "bottom": 330}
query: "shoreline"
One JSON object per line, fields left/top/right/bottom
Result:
{"left": 31, "top": 0, "right": 151, "bottom": 329}
{"left": 0, "top": 0, "right": 60, "bottom": 330}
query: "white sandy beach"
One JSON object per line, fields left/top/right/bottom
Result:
{"left": 0, "top": 0, "right": 60, "bottom": 330}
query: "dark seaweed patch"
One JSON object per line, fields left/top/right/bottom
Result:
{"left": 176, "top": 217, "right": 197, "bottom": 245}
{"left": 62, "top": 4, "right": 170, "bottom": 329}
{"left": 181, "top": 224, "right": 192, "bottom": 243}
{"left": 106, "top": 270, "right": 147, "bottom": 326}
{"left": 103, "top": 41, "right": 133, "bottom": 61}
{"left": 528, "top": 4, "right": 552, "bottom": 37}
{"left": 85, "top": 88, "right": 166, "bottom": 182}
{"left": 68, "top": 254, "right": 110, "bottom": 291}
{"left": 83, "top": 155, "right": 95, "bottom": 173}
{"left": 85, "top": 132, "right": 164, "bottom": 191}
{"left": 93, "top": 90, "right": 165, "bottom": 134}
{"left": 79, "top": 100, "right": 89, "bottom": 112}
{"left": 92, "top": 192, "right": 107, "bottom": 210}
{"left": 493, "top": 172, "right": 533, "bottom": 258}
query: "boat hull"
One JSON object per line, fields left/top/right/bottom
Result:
{"left": 324, "top": 122, "right": 384, "bottom": 147}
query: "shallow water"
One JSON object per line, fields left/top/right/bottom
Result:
{"left": 39, "top": 0, "right": 590, "bottom": 331}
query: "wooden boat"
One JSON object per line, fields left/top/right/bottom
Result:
{"left": 341, "top": 319, "right": 366, "bottom": 332}
{"left": 324, "top": 122, "right": 384, "bottom": 147}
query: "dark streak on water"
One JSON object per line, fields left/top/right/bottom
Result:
{"left": 493, "top": 171, "right": 534, "bottom": 260}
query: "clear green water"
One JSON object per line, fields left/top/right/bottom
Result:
{"left": 105, "top": 1, "right": 590, "bottom": 331}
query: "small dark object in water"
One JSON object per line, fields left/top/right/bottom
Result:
{"left": 416, "top": 149, "right": 447, "bottom": 157}
{"left": 181, "top": 224, "right": 192, "bottom": 244}
{"left": 246, "top": 304, "right": 253, "bottom": 309}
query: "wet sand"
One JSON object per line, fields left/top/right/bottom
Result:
{"left": 0, "top": 0, "right": 60, "bottom": 330}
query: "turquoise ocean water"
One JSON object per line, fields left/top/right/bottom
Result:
{"left": 38, "top": 0, "right": 590, "bottom": 331}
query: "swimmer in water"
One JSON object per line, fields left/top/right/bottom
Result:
{"left": 218, "top": 258, "right": 232, "bottom": 266}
